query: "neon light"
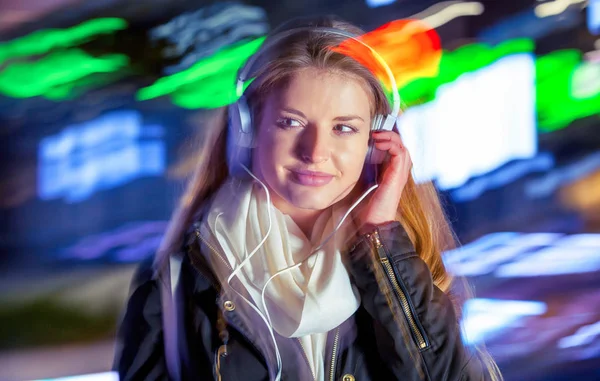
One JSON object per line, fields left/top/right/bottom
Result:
{"left": 399, "top": 54, "right": 536, "bottom": 190}
{"left": 446, "top": 232, "right": 600, "bottom": 279}
{"left": 149, "top": 3, "right": 268, "bottom": 74}
{"left": 331, "top": 19, "right": 442, "bottom": 89}
{"left": 419, "top": 2, "right": 485, "bottom": 29}
{"left": 62, "top": 221, "right": 168, "bottom": 262}
{"left": 536, "top": 50, "right": 600, "bottom": 132}
{"left": 399, "top": 38, "right": 533, "bottom": 106}
{"left": 0, "top": 18, "right": 129, "bottom": 99}
{"left": 134, "top": 26, "right": 597, "bottom": 132}
{"left": 366, "top": 0, "right": 396, "bottom": 8}
{"left": 38, "top": 111, "right": 165, "bottom": 203}
{"left": 137, "top": 30, "right": 530, "bottom": 111}
{"left": 443, "top": 232, "right": 521, "bottom": 266}
{"left": 590, "top": 0, "right": 600, "bottom": 35}
{"left": 137, "top": 37, "right": 265, "bottom": 108}
{"left": 558, "top": 321, "right": 600, "bottom": 349}
{"left": 461, "top": 299, "right": 547, "bottom": 346}
{"left": 478, "top": 7, "right": 580, "bottom": 44}
{"left": 444, "top": 233, "right": 562, "bottom": 277}
{"left": 535, "top": 0, "right": 587, "bottom": 18}
{"left": 450, "top": 153, "right": 554, "bottom": 202}
{"left": 0, "top": 49, "right": 128, "bottom": 98}
{"left": 525, "top": 152, "right": 600, "bottom": 199}
{"left": 495, "top": 233, "right": 600, "bottom": 277}
{"left": 571, "top": 61, "right": 600, "bottom": 99}
{"left": 0, "top": 18, "right": 127, "bottom": 64}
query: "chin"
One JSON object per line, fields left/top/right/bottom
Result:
{"left": 288, "top": 197, "right": 331, "bottom": 211}
{"left": 285, "top": 186, "right": 341, "bottom": 210}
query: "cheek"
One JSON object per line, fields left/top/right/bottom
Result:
{"left": 255, "top": 129, "right": 293, "bottom": 176}
{"left": 338, "top": 142, "right": 369, "bottom": 177}
{"left": 259, "top": 129, "right": 295, "bottom": 160}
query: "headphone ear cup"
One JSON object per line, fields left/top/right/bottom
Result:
{"left": 234, "top": 96, "right": 255, "bottom": 148}
{"left": 227, "top": 100, "right": 253, "bottom": 178}
{"left": 366, "top": 114, "right": 387, "bottom": 165}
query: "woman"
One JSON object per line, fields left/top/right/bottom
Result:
{"left": 115, "top": 16, "right": 502, "bottom": 381}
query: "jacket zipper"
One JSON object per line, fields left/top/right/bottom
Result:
{"left": 367, "top": 230, "right": 429, "bottom": 350}
{"left": 195, "top": 229, "right": 273, "bottom": 380}
{"left": 297, "top": 327, "right": 340, "bottom": 381}
{"left": 297, "top": 338, "right": 317, "bottom": 381}
{"left": 195, "top": 228, "right": 233, "bottom": 271}
{"left": 329, "top": 327, "right": 340, "bottom": 381}
{"left": 197, "top": 228, "right": 345, "bottom": 379}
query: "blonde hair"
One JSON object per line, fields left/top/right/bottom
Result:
{"left": 155, "top": 16, "right": 502, "bottom": 380}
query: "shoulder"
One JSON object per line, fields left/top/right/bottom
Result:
{"left": 131, "top": 257, "right": 157, "bottom": 291}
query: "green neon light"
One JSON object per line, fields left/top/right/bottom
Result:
{"left": 139, "top": 35, "right": 599, "bottom": 131}
{"left": 536, "top": 50, "right": 600, "bottom": 132}
{"left": 138, "top": 37, "right": 534, "bottom": 110}
{"left": 137, "top": 37, "right": 265, "bottom": 108}
{"left": 0, "top": 49, "right": 129, "bottom": 98}
{"left": 400, "top": 38, "right": 534, "bottom": 105}
{"left": 2, "top": 17, "right": 597, "bottom": 132}
{"left": 0, "top": 18, "right": 127, "bottom": 64}
{"left": 0, "top": 18, "right": 129, "bottom": 99}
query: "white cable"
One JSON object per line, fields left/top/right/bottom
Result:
{"left": 220, "top": 162, "right": 379, "bottom": 380}
{"left": 258, "top": 181, "right": 378, "bottom": 338}
{"left": 217, "top": 165, "right": 283, "bottom": 381}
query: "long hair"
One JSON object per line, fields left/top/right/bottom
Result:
{"left": 155, "top": 16, "right": 502, "bottom": 380}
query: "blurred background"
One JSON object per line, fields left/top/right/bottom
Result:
{"left": 0, "top": 0, "right": 599, "bottom": 380}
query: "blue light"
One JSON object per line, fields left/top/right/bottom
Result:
{"left": 62, "top": 220, "right": 168, "bottom": 262}
{"left": 366, "top": 0, "right": 396, "bottom": 8}
{"left": 589, "top": 0, "right": 600, "bottom": 35}
{"left": 38, "top": 110, "right": 165, "bottom": 203}
{"left": 149, "top": 3, "right": 268, "bottom": 74}
{"left": 461, "top": 298, "right": 547, "bottom": 346}
{"left": 444, "top": 232, "right": 600, "bottom": 278}
{"left": 450, "top": 153, "right": 554, "bottom": 202}
{"left": 525, "top": 152, "right": 600, "bottom": 199}
{"left": 443, "top": 232, "right": 561, "bottom": 277}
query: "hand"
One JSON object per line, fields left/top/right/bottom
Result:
{"left": 355, "top": 130, "right": 412, "bottom": 234}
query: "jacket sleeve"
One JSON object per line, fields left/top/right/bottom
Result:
{"left": 347, "top": 221, "right": 490, "bottom": 381}
{"left": 113, "top": 260, "right": 170, "bottom": 381}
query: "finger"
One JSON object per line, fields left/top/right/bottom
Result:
{"left": 371, "top": 130, "right": 403, "bottom": 143}
{"left": 372, "top": 132, "right": 404, "bottom": 149}
{"left": 373, "top": 140, "right": 406, "bottom": 156}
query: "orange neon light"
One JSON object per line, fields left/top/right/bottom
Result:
{"left": 331, "top": 19, "right": 442, "bottom": 90}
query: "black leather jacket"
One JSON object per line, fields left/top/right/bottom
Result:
{"left": 115, "top": 221, "right": 490, "bottom": 380}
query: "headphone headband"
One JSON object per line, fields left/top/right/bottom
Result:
{"left": 235, "top": 26, "right": 400, "bottom": 118}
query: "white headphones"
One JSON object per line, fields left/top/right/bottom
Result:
{"left": 226, "top": 26, "right": 401, "bottom": 177}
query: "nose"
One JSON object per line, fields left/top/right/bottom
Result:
{"left": 297, "top": 125, "right": 331, "bottom": 164}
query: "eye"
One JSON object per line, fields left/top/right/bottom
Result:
{"left": 333, "top": 124, "right": 358, "bottom": 135}
{"left": 276, "top": 117, "right": 302, "bottom": 129}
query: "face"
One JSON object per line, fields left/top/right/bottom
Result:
{"left": 251, "top": 67, "right": 373, "bottom": 216}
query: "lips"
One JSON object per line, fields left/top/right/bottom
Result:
{"left": 289, "top": 169, "right": 334, "bottom": 187}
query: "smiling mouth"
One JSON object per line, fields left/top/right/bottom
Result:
{"left": 289, "top": 169, "right": 334, "bottom": 187}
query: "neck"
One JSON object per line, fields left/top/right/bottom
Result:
{"left": 288, "top": 209, "right": 324, "bottom": 239}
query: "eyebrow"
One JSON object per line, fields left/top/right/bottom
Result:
{"left": 281, "top": 107, "right": 306, "bottom": 119}
{"left": 333, "top": 115, "right": 365, "bottom": 122}
{"left": 281, "top": 107, "right": 365, "bottom": 123}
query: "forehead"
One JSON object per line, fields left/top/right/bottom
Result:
{"left": 268, "top": 68, "right": 373, "bottom": 118}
